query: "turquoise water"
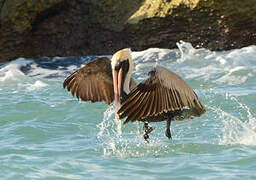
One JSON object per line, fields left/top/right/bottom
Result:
{"left": 0, "top": 42, "right": 256, "bottom": 179}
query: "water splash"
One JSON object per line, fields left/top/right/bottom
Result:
{"left": 97, "top": 106, "right": 126, "bottom": 157}
{"left": 209, "top": 95, "right": 256, "bottom": 146}
{"left": 96, "top": 106, "right": 173, "bottom": 158}
{"left": 176, "top": 40, "right": 196, "bottom": 61}
{"left": 231, "top": 96, "right": 256, "bottom": 129}
{"left": 97, "top": 105, "right": 121, "bottom": 139}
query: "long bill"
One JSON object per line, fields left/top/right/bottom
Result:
{"left": 113, "top": 68, "right": 120, "bottom": 108}
{"left": 113, "top": 68, "right": 125, "bottom": 105}
{"left": 113, "top": 66, "right": 126, "bottom": 122}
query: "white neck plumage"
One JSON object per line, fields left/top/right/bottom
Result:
{"left": 123, "top": 63, "right": 133, "bottom": 95}
{"left": 111, "top": 48, "right": 134, "bottom": 107}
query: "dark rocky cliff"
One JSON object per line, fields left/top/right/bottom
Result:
{"left": 0, "top": 0, "right": 256, "bottom": 62}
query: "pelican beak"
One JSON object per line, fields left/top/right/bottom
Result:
{"left": 113, "top": 61, "right": 124, "bottom": 107}
{"left": 113, "top": 60, "right": 129, "bottom": 110}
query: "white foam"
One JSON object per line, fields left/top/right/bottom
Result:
{"left": 131, "top": 48, "right": 178, "bottom": 80}
{"left": 132, "top": 48, "right": 174, "bottom": 63}
{"left": 169, "top": 41, "right": 256, "bottom": 86}
{"left": 1, "top": 42, "right": 255, "bottom": 87}
{"left": 27, "top": 80, "right": 48, "bottom": 91}
{"left": 214, "top": 66, "right": 249, "bottom": 85}
{"left": 27, "top": 63, "right": 62, "bottom": 78}
{"left": 0, "top": 58, "right": 31, "bottom": 82}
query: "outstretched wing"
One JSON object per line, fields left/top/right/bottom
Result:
{"left": 63, "top": 57, "right": 114, "bottom": 104}
{"left": 117, "top": 66, "right": 206, "bottom": 123}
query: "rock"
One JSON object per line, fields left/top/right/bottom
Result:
{"left": 0, "top": 0, "right": 256, "bottom": 62}
{"left": 1, "top": 0, "right": 65, "bottom": 33}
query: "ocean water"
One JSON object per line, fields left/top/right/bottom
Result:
{"left": 0, "top": 41, "right": 256, "bottom": 179}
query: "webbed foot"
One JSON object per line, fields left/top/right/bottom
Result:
{"left": 165, "top": 120, "right": 172, "bottom": 139}
{"left": 143, "top": 122, "right": 154, "bottom": 142}
{"left": 165, "top": 128, "right": 172, "bottom": 139}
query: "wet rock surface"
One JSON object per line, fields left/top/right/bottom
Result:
{"left": 0, "top": 0, "right": 256, "bottom": 62}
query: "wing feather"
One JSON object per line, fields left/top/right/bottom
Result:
{"left": 145, "top": 90, "right": 156, "bottom": 117}
{"left": 124, "top": 92, "right": 150, "bottom": 123}
{"left": 63, "top": 57, "right": 114, "bottom": 105}
{"left": 139, "top": 92, "right": 151, "bottom": 118}
{"left": 153, "top": 87, "right": 159, "bottom": 115}
{"left": 120, "top": 90, "right": 146, "bottom": 120}
{"left": 71, "top": 82, "right": 78, "bottom": 97}
{"left": 118, "top": 66, "right": 206, "bottom": 123}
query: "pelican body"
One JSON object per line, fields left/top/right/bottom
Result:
{"left": 63, "top": 48, "right": 206, "bottom": 141}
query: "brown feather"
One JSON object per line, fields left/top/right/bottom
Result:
{"left": 157, "top": 87, "right": 162, "bottom": 114}
{"left": 76, "top": 83, "right": 81, "bottom": 99}
{"left": 128, "top": 92, "right": 151, "bottom": 122}
{"left": 118, "top": 66, "right": 206, "bottom": 123}
{"left": 118, "top": 89, "right": 142, "bottom": 116}
{"left": 63, "top": 57, "right": 114, "bottom": 104}
{"left": 88, "top": 80, "right": 93, "bottom": 101}
{"left": 144, "top": 89, "right": 156, "bottom": 117}
{"left": 162, "top": 87, "right": 168, "bottom": 112}
{"left": 63, "top": 74, "right": 74, "bottom": 89}
{"left": 120, "top": 91, "right": 146, "bottom": 119}
{"left": 165, "top": 89, "right": 172, "bottom": 111}
{"left": 138, "top": 92, "right": 151, "bottom": 118}
{"left": 152, "top": 88, "right": 159, "bottom": 115}
{"left": 123, "top": 92, "right": 151, "bottom": 123}
{"left": 103, "top": 87, "right": 111, "bottom": 104}
{"left": 94, "top": 83, "right": 101, "bottom": 102}
{"left": 66, "top": 77, "right": 76, "bottom": 91}
{"left": 173, "top": 88, "right": 181, "bottom": 109}
{"left": 71, "top": 82, "right": 78, "bottom": 97}
{"left": 80, "top": 81, "right": 87, "bottom": 101}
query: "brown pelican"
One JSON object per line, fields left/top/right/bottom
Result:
{"left": 63, "top": 48, "right": 206, "bottom": 141}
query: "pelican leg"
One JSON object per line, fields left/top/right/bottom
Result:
{"left": 165, "top": 119, "right": 172, "bottom": 139}
{"left": 143, "top": 122, "right": 154, "bottom": 142}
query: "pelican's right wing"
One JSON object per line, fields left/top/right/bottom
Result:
{"left": 63, "top": 57, "right": 114, "bottom": 105}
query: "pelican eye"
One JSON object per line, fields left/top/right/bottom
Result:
{"left": 114, "top": 60, "right": 125, "bottom": 71}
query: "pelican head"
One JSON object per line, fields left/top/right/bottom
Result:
{"left": 111, "top": 48, "right": 133, "bottom": 107}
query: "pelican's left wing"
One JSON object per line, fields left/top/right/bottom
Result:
{"left": 63, "top": 57, "right": 114, "bottom": 105}
{"left": 117, "top": 66, "right": 206, "bottom": 124}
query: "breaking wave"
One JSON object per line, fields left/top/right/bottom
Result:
{"left": 0, "top": 41, "right": 256, "bottom": 153}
